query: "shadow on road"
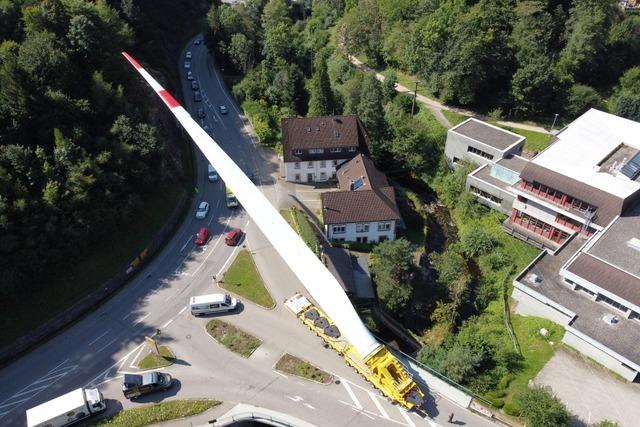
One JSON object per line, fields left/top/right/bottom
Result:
{"left": 132, "top": 379, "right": 183, "bottom": 404}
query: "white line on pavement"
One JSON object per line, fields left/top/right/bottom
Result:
{"left": 369, "top": 391, "right": 390, "bottom": 419}
{"left": 162, "top": 318, "right": 173, "bottom": 328}
{"left": 351, "top": 406, "right": 375, "bottom": 420}
{"left": 122, "top": 312, "right": 133, "bottom": 321}
{"left": 6, "top": 385, "right": 48, "bottom": 400}
{"left": 215, "top": 244, "right": 241, "bottom": 278}
{"left": 287, "top": 395, "right": 303, "bottom": 402}
{"left": 178, "top": 306, "right": 187, "bottom": 315}
{"left": 132, "top": 313, "right": 150, "bottom": 327}
{"left": 180, "top": 235, "right": 193, "bottom": 252}
{"left": 129, "top": 344, "right": 147, "bottom": 369}
{"left": 274, "top": 371, "right": 288, "bottom": 378}
{"left": 191, "top": 215, "right": 236, "bottom": 278}
{"left": 340, "top": 379, "right": 362, "bottom": 409}
{"left": 85, "top": 342, "right": 145, "bottom": 388}
{"left": 303, "top": 403, "right": 316, "bottom": 410}
{"left": 397, "top": 406, "right": 416, "bottom": 427}
{"left": 96, "top": 337, "right": 118, "bottom": 353}
{"left": 0, "top": 397, "right": 31, "bottom": 411}
{"left": 88, "top": 330, "right": 110, "bottom": 346}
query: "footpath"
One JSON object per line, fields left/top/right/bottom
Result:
{"left": 348, "top": 56, "right": 550, "bottom": 134}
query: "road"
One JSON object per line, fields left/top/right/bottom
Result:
{"left": 0, "top": 38, "right": 497, "bottom": 427}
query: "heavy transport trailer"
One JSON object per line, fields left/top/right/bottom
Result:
{"left": 26, "top": 387, "right": 106, "bottom": 427}
{"left": 285, "top": 294, "right": 425, "bottom": 409}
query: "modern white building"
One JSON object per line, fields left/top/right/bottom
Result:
{"left": 282, "top": 115, "right": 372, "bottom": 183}
{"left": 322, "top": 154, "right": 401, "bottom": 243}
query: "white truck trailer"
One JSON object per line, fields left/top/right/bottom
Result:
{"left": 26, "top": 387, "right": 106, "bottom": 427}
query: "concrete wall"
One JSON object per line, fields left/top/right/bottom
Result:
{"left": 466, "top": 171, "right": 515, "bottom": 214}
{"left": 445, "top": 131, "right": 521, "bottom": 166}
{"left": 326, "top": 221, "right": 396, "bottom": 243}
{"left": 512, "top": 284, "right": 574, "bottom": 325}
{"left": 563, "top": 329, "right": 639, "bottom": 382}
{"left": 284, "top": 159, "right": 349, "bottom": 183}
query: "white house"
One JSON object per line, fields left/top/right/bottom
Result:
{"left": 322, "top": 154, "right": 401, "bottom": 243}
{"left": 282, "top": 115, "right": 372, "bottom": 183}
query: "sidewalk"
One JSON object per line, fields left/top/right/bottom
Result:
{"left": 348, "top": 56, "right": 550, "bottom": 134}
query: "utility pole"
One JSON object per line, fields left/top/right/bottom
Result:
{"left": 550, "top": 113, "right": 559, "bottom": 132}
{"left": 411, "top": 80, "right": 420, "bottom": 115}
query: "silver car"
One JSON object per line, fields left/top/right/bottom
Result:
{"left": 195, "top": 201, "right": 209, "bottom": 219}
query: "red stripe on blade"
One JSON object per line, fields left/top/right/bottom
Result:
{"left": 121, "top": 52, "right": 142, "bottom": 69}
{"left": 159, "top": 90, "right": 180, "bottom": 108}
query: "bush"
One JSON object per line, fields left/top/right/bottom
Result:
{"left": 518, "top": 387, "right": 570, "bottom": 427}
{"left": 484, "top": 392, "right": 505, "bottom": 408}
{"left": 461, "top": 228, "right": 496, "bottom": 257}
{"left": 566, "top": 84, "right": 604, "bottom": 117}
{"left": 503, "top": 401, "right": 521, "bottom": 416}
{"left": 497, "top": 373, "right": 515, "bottom": 390}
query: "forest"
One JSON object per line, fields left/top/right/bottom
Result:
{"left": 0, "top": 0, "right": 208, "bottom": 334}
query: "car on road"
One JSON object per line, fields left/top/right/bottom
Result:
{"left": 190, "top": 293, "right": 237, "bottom": 316}
{"left": 203, "top": 125, "right": 212, "bottom": 136}
{"left": 219, "top": 105, "right": 228, "bottom": 115}
{"left": 225, "top": 228, "right": 243, "bottom": 246}
{"left": 194, "top": 91, "right": 202, "bottom": 102}
{"left": 195, "top": 227, "right": 210, "bottom": 246}
{"left": 207, "top": 164, "right": 218, "bottom": 182}
{"left": 191, "top": 80, "right": 199, "bottom": 90}
{"left": 195, "top": 201, "right": 209, "bottom": 219}
{"left": 184, "top": 61, "right": 191, "bottom": 69}
{"left": 122, "top": 373, "right": 172, "bottom": 400}
{"left": 197, "top": 107, "right": 205, "bottom": 118}
{"left": 186, "top": 71, "right": 193, "bottom": 80}
{"left": 193, "top": 38, "right": 202, "bottom": 45}
{"left": 185, "top": 51, "right": 192, "bottom": 59}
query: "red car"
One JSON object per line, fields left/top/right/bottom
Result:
{"left": 195, "top": 227, "right": 210, "bottom": 246}
{"left": 225, "top": 228, "right": 243, "bottom": 246}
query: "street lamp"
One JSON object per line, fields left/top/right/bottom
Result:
{"left": 550, "top": 113, "right": 559, "bottom": 132}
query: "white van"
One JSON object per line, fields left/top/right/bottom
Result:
{"left": 207, "top": 164, "right": 218, "bottom": 182}
{"left": 190, "top": 293, "right": 237, "bottom": 316}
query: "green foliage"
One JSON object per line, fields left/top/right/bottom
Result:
{"left": 503, "top": 401, "right": 521, "bottom": 416}
{"left": 94, "top": 400, "right": 221, "bottom": 427}
{"left": 517, "top": 387, "right": 570, "bottom": 427}
{"left": 357, "top": 72, "right": 385, "bottom": 141}
{"left": 461, "top": 229, "right": 495, "bottom": 257}
{"left": 566, "top": 84, "right": 604, "bottom": 117}
{"left": 241, "top": 100, "right": 281, "bottom": 146}
{"left": 615, "top": 94, "right": 640, "bottom": 122}
{"left": 222, "top": 250, "right": 275, "bottom": 308}
{"left": 592, "top": 421, "right": 620, "bottom": 427}
{"left": 308, "top": 53, "right": 335, "bottom": 116}
{"left": 370, "top": 239, "right": 415, "bottom": 315}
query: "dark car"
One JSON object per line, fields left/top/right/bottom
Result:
{"left": 194, "top": 91, "right": 202, "bottom": 102}
{"left": 122, "top": 372, "right": 172, "bottom": 400}
{"left": 225, "top": 228, "right": 243, "bottom": 246}
{"left": 197, "top": 108, "right": 205, "bottom": 118}
{"left": 191, "top": 80, "right": 199, "bottom": 90}
{"left": 195, "top": 227, "right": 210, "bottom": 246}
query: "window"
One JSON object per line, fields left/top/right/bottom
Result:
{"left": 377, "top": 222, "right": 391, "bottom": 231}
{"left": 320, "top": 161, "right": 326, "bottom": 168}
{"left": 356, "top": 223, "right": 369, "bottom": 233}
{"left": 307, "top": 161, "right": 313, "bottom": 168}
{"left": 332, "top": 225, "right": 346, "bottom": 234}
{"left": 330, "top": 147, "right": 342, "bottom": 153}
{"left": 348, "top": 147, "right": 357, "bottom": 152}
{"left": 356, "top": 236, "right": 368, "bottom": 243}
{"left": 294, "top": 162, "right": 300, "bottom": 169}
{"left": 294, "top": 149, "right": 303, "bottom": 155}
{"left": 294, "top": 174, "right": 301, "bottom": 181}
{"left": 597, "top": 294, "right": 629, "bottom": 313}
{"left": 309, "top": 148, "right": 325, "bottom": 154}
{"left": 320, "top": 172, "right": 327, "bottom": 179}
{"left": 467, "top": 146, "right": 494, "bottom": 160}
{"left": 469, "top": 186, "right": 502, "bottom": 204}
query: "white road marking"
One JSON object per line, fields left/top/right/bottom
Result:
{"left": 122, "top": 312, "right": 133, "bottom": 321}
{"left": 397, "top": 406, "right": 416, "bottom": 427}
{"left": 287, "top": 395, "right": 303, "bottom": 402}
{"left": 180, "top": 235, "right": 193, "bottom": 252}
{"left": 338, "top": 400, "right": 409, "bottom": 426}
{"left": 88, "top": 330, "right": 110, "bottom": 346}
{"left": 85, "top": 342, "right": 145, "bottom": 388}
{"left": 340, "top": 379, "right": 362, "bottom": 409}
{"left": 129, "top": 344, "right": 147, "bottom": 369}
{"left": 369, "top": 391, "right": 390, "bottom": 419}
{"left": 215, "top": 244, "right": 241, "bottom": 278}
{"left": 132, "top": 313, "right": 150, "bottom": 327}
{"left": 96, "top": 337, "right": 118, "bottom": 353}
{"left": 178, "top": 306, "right": 187, "bottom": 315}
{"left": 162, "top": 318, "right": 174, "bottom": 328}
{"left": 351, "top": 406, "right": 375, "bottom": 420}
{"left": 191, "top": 215, "right": 236, "bottom": 278}
{"left": 303, "top": 403, "right": 316, "bottom": 410}
{"left": 274, "top": 371, "right": 288, "bottom": 378}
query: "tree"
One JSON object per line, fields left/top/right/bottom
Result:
{"left": 370, "top": 239, "right": 415, "bottom": 315}
{"left": 615, "top": 94, "right": 640, "bottom": 122}
{"left": 357, "top": 72, "right": 385, "bottom": 141}
{"left": 382, "top": 71, "right": 397, "bottom": 102}
{"left": 262, "top": 0, "right": 290, "bottom": 31}
{"left": 307, "top": 54, "right": 334, "bottom": 116}
{"left": 517, "top": 387, "right": 570, "bottom": 427}
{"left": 228, "top": 33, "right": 255, "bottom": 74}
{"left": 566, "top": 84, "right": 604, "bottom": 117}
{"left": 461, "top": 229, "right": 495, "bottom": 257}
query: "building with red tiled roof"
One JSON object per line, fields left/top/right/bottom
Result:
{"left": 281, "top": 115, "right": 371, "bottom": 183}
{"left": 321, "top": 154, "right": 401, "bottom": 243}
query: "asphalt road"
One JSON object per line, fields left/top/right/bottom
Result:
{"left": 0, "top": 37, "right": 496, "bottom": 427}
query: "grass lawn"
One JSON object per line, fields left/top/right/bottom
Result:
{"left": 500, "top": 126, "right": 552, "bottom": 154}
{"left": 0, "top": 182, "right": 187, "bottom": 347}
{"left": 275, "top": 353, "right": 333, "bottom": 384}
{"left": 221, "top": 250, "right": 274, "bottom": 308}
{"left": 93, "top": 399, "right": 220, "bottom": 427}
{"left": 206, "top": 319, "right": 262, "bottom": 358}
{"left": 281, "top": 208, "right": 321, "bottom": 256}
{"left": 137, "top": 345, "right": 175, "bottom": 370}
{"left": 442, "top": 110, "right": 469, "bottom": 126}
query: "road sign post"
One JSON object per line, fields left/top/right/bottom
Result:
{"left": 145, "top": 336, "right": 159, "bottom": 354}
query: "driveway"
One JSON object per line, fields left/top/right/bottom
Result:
{"left": 533, "top": 348, "right": 640, "bottom": 426}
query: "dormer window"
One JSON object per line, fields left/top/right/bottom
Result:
{"left": 348, "top": 147, "right": 357, "bottom": 152}
{"left": 330, "top": 147, "right": 342, "bottom": 153}
{"left": 294, "top": 149, "right": 303, "bottom": 155}
{"left": 309, "top": 148, "right": 325, "bottom": 154}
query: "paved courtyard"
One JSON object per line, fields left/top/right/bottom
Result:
{"left": 534, "top": 348, "right": 640, "bottom": 427}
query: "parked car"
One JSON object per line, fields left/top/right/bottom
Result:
{"left": 191, "top": 80, "right": 199, "bottom": 90}
{"left": 193, "top": 39, "right": 202, "bottom": 45}
{"left": 186, "top": 71, "right": 193, "bottom": 80}
{"left": 195, "top": 227, "right": 210, "bottom": 245}
{"left": 190, "top": 293, "right": 237, "bottom": 316}
{"left": 195, "top": 201, "right": 209, "bottom": 219}
{"left": 122, "top": 373, "right": 172, "bottom": 400}
{"left": 184, "top": 61, "right": 191, "bottom": 69}
{"left": 225, "top": 228, "right": 243, "bottom": 246}
{"left": 219, "top": 105, "right": 228, "bottom": 115}
{"left": 197, "top": 108, "right": 205, "bottom": 118}
{"left": 207, "top": 164, "right": 218, "bottom": 182}
{"left": 185, "top": 51, "right": 192, "bottom": 59}
{"left": 194, "top": 91, "right": 202, "bottom": 102}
